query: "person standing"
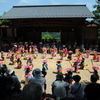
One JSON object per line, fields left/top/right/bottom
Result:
{"left": 56, "top": 60, "right": 62, "bottom": 73}
{"left": 42, "top": 60, "right": 48, "bottom": 77}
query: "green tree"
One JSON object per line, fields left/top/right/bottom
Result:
{"left": 42, "top": 32, "right": 61, "bottom": 42}
{"left": 0, "top": 12, "right": 10, "bottom": 24}
{"left": 42, "top": 32, "right": 53, "bottom": 40}
{"left": 92, "top": 0, "right": 100, "bottom": 24}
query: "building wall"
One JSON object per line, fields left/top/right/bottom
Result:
{"left": 84, "top": 27, "right": 98, "bottom": 44}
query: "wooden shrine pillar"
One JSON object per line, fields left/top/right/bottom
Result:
{"left": 11, "top": 27, "right": 15, "bottom": 42}
{"left": 33, "top": 31, "right": 41, "bottom": 44}
{"left": 61, "top": 31, "right": 67, "bottom": 44}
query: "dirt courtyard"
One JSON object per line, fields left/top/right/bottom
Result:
{"left": 3, "top": 53, "right": 100, "bottom": 94}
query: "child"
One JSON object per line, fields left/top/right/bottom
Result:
{"left": 23, "top": 50, "right": 28, "bottom": 60}
{"left": 6, "top": 50, "right": 12, "bottom": 59}
{"left": 9, "top": 53, "right": 16, "bottom": 65}
{"left": 54, "top": 48, "right": 57, "bottom": 57}
{"left": 29, "top": 46, "right": 32, "bottom": 53}
{"left": 88, "top": 66, "right": 99, "bottom": 80}
{"left": 93, "top": 51, "right": 97, "bottom": 60}
{"left": 0, "top": 61, "right": 4, "bottom": 68}
{"left": 75, "top": 49, "right": 79, "bottom": 57}
{"left": 73, "top": 59, "right": 80, "bottom": 73}
{"left": 79, "top": 57, "right": 87, "bottom": 70}
{"left": 51, "top": 49, "right": 55, "bottom": 59}
{"left": 33, "top": 48, "right": 38, "bottom": 59}
{"left": 56, "top": 60, "right": 62, "bottom": 73}
{"left": 42, "top": 60, "right": 48, "bottom": 77}
{"left": 27, "top": 57, "right": 34, "bottom": 68}
{"left": 59, "top": 50, "right": 64, "bottom": 60}
{"left": 67, "top": 51, "right": 73, "bottom": 60}
{"left": 64, "top": 68, "right": 73, "bottom": 84}
{"left": 16, "top": 58, "right": 23, "bottom": 69}
{"left": 63, "top": 47, "right": 68, "bottom": 57}
{"left": 24, "top": 65, "right": 32, "bottom": 84}
{"left": 42, "top": 48, "right": 47, "bottom": 59}
{"left": 86, "top": 50, "right": 90, "bottom": 58}
{"left": 1, "top": 51, "right": 5, "bottom": 61}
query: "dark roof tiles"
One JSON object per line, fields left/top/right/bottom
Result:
{"left": 1, "top": 5, "right": 94, "bottom": 19}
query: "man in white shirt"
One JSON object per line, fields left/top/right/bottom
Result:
{"left": 51, "top": 72, "right": 69, "bottom": 100}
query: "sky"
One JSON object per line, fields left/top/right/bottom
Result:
{"left": 0, "top": 0, "right": 96, "bottom": 16}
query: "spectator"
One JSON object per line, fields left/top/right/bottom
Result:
{"left": 70, "top": 75, "right": 85, "bottom": 100}
{"left": 7, "top": 68, "right": 21, "bottom": 94}
{"left": 29, "top": 68, "right": 46, "bottom": 94}
{"left": 51, "top": 72, "right": 69, "bottom": 100}
{"left": 22, "top": 82, "right": 43, "bottom": 100}
{"left": 0, "top": 65, "right": 13, "bottom": 100}
{"left": 84, "top": 75, "right": 100, "bottom": 100}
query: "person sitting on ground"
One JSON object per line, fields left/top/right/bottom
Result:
{"left": 26, "top": 57, "right": 34, "bottom": 68}
{"left": 84, "top": 75, "right": 100, "bottom": 100}
{"left": 16, "top": 57, "right": 23, "bottom": 69}
{"left": 22, "top": 82, "right": 43, "bottom": 100}
{"left": 24, "top": 65, "right": 32, "bottom": 84}
{"left": 51, "top": 72, "right": 69, "bottom": 100}
{"left": 70, "top": 75, "right": 85, "bottom": 100}
{"left": 63, "top": 68, "right": 73, "bottom": 84}
{"left": 1, "top": 51, "right": 5, "bottom": 61}
{"left": 9, "top": 53, "right": 16, "bottom": 65}
{"left": 7, "top": 68, "right": 21, "bottom": 94}
{"left": 0, "top": 65, "right": 13, "bottom": 100}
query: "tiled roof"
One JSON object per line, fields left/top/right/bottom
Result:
{"left": 1, "top": 5, "right": 94, "bottom": 19}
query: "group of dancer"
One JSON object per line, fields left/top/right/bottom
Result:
{"left": 0, "top": 43, "right": 100, "bottom": 85}
{"left": 55, "top": 49, "right": 100, "bottom": 84}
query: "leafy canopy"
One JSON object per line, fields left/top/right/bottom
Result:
{"left": 92, "top": 0, "right": 100, "bottom": 24}
{"left": 0, "top": 12, "right": 10, "bottom": 24}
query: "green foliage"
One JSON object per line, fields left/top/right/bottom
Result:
{"left": 92, "top": 0, "right": 100, "bottom": 24}
{"left": 42, "top": 32, "right": 61, "bottom": 42}
{"left": 42, "top": 32, "right": 53, "bottom": 40}
{"left": 0, "top": 12, "right": 10, "bottom": 24}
